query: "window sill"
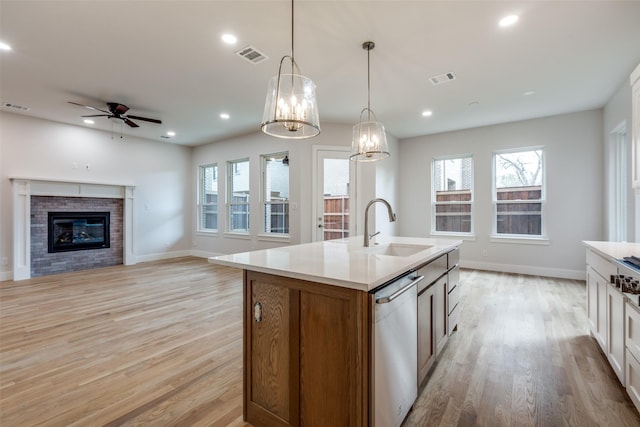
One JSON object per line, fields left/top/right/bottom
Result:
{"left": 195, "top": 230, "right": 218, "bottom": 237}
{"left": 223, "top": 232, "right": 251, "bottom": 240}
{"left": 430, "top": 232, "right": 476, "bottom": 242}
{"left": 258, "top": 234, "right": 291, "bottom": 243}
{"left": 490, "top": 235, "right": 549, "bottom": 245}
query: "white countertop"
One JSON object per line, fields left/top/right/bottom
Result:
{"left": 209, "top": 236, "right": 462, "bottom": 292}
{"left": 583, "top": 241, "right": 640, "bottom": 260}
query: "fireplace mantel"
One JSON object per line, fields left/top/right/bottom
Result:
{"left": 10, "top": 177, "right": 136, "bottom": 280}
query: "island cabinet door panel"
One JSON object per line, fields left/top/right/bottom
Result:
{"left": 299, "top": 288, "right": 368, "bottom": 427}
{"left": 244, "top": 270, "right": 368, "bottom": 427}
{"left": 434, "top": 276, "right": 448, "bottom": 356}
{"left": 245, "top": 276, "right": 298, "bottom": 427}
{"left": 418, "top": 285, "right": 435, "bottom": 387}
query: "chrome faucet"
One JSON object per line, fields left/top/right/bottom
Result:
{"left": 364, "top": 198, "right": 396, "bottom": 247}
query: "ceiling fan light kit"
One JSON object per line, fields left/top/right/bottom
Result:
{"left": 350, "top": 41, "right": 390, "bottom": 162}
{"left": 260, "top": 0, "right": 320, "bottom": 139}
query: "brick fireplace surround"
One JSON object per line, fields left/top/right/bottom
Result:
{"left": 10, "top": 178, "right": 135, "bottom": 281}
{"left": 31, "top": 196, "right": 123, "bottom": 277}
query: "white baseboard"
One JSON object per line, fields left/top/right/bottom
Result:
{"left": 135, "top": 250, "right": 192, "bottom": 263}
{"left": 0, "top": 270, "right": 13, "bottom": 282}
{"left": 190, "top": 250, "right": 225, "bottom": 259}
{"left": 461, "top": 260, "right": 585, "bottom": 281}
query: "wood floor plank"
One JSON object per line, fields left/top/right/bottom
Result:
{"left": 2, "top": 260, "right": 640, "bottom": 426}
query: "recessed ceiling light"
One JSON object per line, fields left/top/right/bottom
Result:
{"left": 422, "top": 110, "right": 433, "bottom": 117}
{"left": 469, "top": 101, "right": 480, "bottom": 107}
{"left": 220, "top": 113, "right": 230, "bottom": 119}
{"left": 83, "top": 119, "right": 94, "bottom": 124}
{"left": 0, "top": 41, "right": 12, "bottom": 51}
{"left": 499, "top": 15, "right": 519, "bottom": 27}
{"left": 166, "top": 131, "right": 176, "bottom": 137}
{"left": 523, "top": 90, "right": 536, "bottom": 96}
{"left": 222, "top": 34, "right": 237, "bottom": 44}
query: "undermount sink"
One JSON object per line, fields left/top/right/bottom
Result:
{"left": 362, "top": 243, "right": 433, "bottom": 257}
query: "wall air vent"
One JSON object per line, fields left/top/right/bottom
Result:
{"left": 3, "top": 102, "right": 30, "bottom": 111}
{"left": 429, "top": 72, "right": 456, "bottom": 86}
{"left": 235, "top": 46, "right": 269, "bottom": 64}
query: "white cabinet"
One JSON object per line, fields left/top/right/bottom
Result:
{"left": 626, "top": 302, "right": 640, "bottom": 411}
{"left": 631, "top": 63, "right": 640, "bottom": 189}
{"left": 586, "top": 248, "right": 616, "bottom": 353}
{"left": 607, "top": 285, "right": 626, "bottom": 384}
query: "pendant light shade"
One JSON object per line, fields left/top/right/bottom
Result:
{"left": 350, "top": 41, "right": 389, "bottom": 162}
{"left": 261, "top": 0, "right": 320, "bottom": 139}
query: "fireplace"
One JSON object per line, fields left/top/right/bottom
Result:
{"left": 48, "top": 212, "right": 110, "bottom": 253}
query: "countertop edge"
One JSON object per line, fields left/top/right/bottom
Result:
{"left": 209, "top": 237, "right": 461, "bottom": 292}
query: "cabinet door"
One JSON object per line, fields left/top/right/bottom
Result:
{"left": 627, "top": 349, "right": 640, "bottom": 413}
{"left": 299, "top": 287, "right": 367, "bottom": 427}
{"left": 434, "top": 276, "right": 448, "bottom": 356}
{"left": 418, "top": 286, "right": 434, "bottom": 386}
{"left": 607, "top": 286, "right": 625, "bottom": 384}
{"left": 626, "top": 302, "right": 640, "bottom": 363}
{"left": 245, "top": 276, "right": 296, "bottom": 426}
{"left": 586, "top": 266, "right": 598, "bottom": 334}
{"left": 597, "top": 276, "right": 608, "bottom": 352}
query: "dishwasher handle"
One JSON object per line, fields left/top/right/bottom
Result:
{"left": 375, "top": 275, "right": 424, "bottom": 304}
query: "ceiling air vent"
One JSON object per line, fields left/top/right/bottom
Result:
{"left": 429, "top": 72, "right": 456, "bottom": 86}
{"left": 3, "top": 102, "right": 30, "bottom": 111}
{"left": 235, "top": 46, "right": 269, "bottom": 64}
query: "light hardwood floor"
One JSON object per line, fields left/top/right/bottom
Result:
{"left": 1, "top": 258, "right": 639, "bottom": 426}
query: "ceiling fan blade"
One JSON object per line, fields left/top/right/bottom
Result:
{"left": 68, "top": 101, "right": 110, "bottom": 114}
{"left": 81, "top": 114, "right": 111, "bottom": 118}
{"left": 123, "top": 118, "right": 139, "bottom": 128}
{"left": 107, "top": 102, "right": 129, "bottom": 115}
{"left": 126, "top": 115, "right": 162, "bottom": 124}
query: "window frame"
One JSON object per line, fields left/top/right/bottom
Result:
{"left": 491, "top": 146, "right": 548, "bottom": 243}
{"left": 197, "top": 163, "right": 218, "bottom": 233}
{"left": 260, "top": 151, "right": 290, "bottom": 237}
{"left": 431, "top": 154, "right": 475, "bottom": 237}
{"left": 227, "top": 158, "right": 250, "bottom": 234}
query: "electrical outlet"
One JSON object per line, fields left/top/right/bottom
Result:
{"left": 482, "top": 249, "right": 488, "bottom": 257}
{"left": 0, "top": 257, "right": 8, "bottom": 266}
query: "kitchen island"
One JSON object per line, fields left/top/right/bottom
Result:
{"left": 210, "top": 236, "right": 461, "bottom": 427}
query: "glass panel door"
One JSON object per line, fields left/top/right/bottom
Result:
{"left": 314, "top": 148, "right": 353, "bottom": 241}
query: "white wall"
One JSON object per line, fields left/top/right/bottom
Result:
{"left": 398, "top": 110, "right": 603, "bottom": 279}
{"left": 191, "top": 123, "right": 396, "bottom": 257}
{"left": 603, "top": 76, "right": 636, "bottom": 242}
{"left": 0, "top": 112, "right": 193, "bottom": 279}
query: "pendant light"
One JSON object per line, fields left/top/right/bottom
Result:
{"left": 261, "top": 0, "right": 320, "bottom": 139}
{"left": 350, "top": 41, "right": 389, "bottom": 162}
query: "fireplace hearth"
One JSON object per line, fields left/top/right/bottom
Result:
{"left": 48, "top": 212, "right": 110, "bottom": 253}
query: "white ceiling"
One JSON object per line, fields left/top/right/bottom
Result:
{"left": 1, "top": 1, "right": 640, "bottom": 147}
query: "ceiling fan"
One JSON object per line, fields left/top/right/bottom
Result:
{"left": 68, "top": 101, "right": 162, "bottom": 128}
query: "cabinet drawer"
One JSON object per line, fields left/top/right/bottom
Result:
{"left": 627, "top": 349, "right": 640, "bottom": 413}
{"left": 448, "top": 282, "right": 460, "bottom": 315}
{"left": 448, "top": 265, "right": 460, "bottom": 293}
{"left": 417, "top": 254, "right": 447, "bottom": 292}
{"left": 448, "top": 304, "right": 459, "bottom": 336}
{"left": 587, "top": 249, "right": 616, "bottom": 280}
{"left": 447, "top": 248, "right": 460, "bottom": 269}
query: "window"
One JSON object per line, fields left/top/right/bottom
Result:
{"left": 262, "top": 152, "right": 289, "bottom": 235}
{"left": 493, "top": 148, "right": 545, "bottom": 237}
{"left": 609, "top": 124, "right": 627, "bottom": 241}
{"left": 228, "top": 159, "right": 250, "bottom": 233}
{"left": 198, "top": 164, "right": 218, "bottom": 231}
{"left": 432, "top": 155, "right": 473, "bottom": 234}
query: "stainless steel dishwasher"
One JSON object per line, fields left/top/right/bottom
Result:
{"left": 371, "top": 271, "right": 424, "bottom": 427}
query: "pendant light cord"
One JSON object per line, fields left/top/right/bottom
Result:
{"left": 290, "top": 0, "right": 295, "bottom": 74}
{"left": 367, "top": 46, "right": 371, "bottom": 121}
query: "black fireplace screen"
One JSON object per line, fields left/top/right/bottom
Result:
{"left": 48, "top": 212, "right": 110, "bottom": 253}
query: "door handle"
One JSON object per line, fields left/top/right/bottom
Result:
{"left": 376, "top": 276, "right": 424, "bottom": 304}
